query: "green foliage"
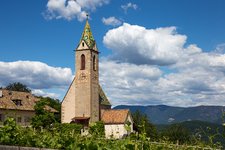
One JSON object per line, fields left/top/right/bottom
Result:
{"left": 5, "top": 82, "right": 31, "bottom": 93}
{"left": 161, "top": 124, "right": 192, "bottom": 144}
{"left": 132, "top": 110, "right": 158, "bottom": 140}
{"left": 53, "top": 123, "right": 82, "bottom": 134}
{"left": 0, "top": 119, "right": 222, "bottom": 149}
{"left": 0, "top": 115, "right": 223, "bottom": 149}
{"left": 222, "top": 109, "right": 225, "bottom": 138}
{"left": 89, "top": 121, "right": 105, "bottom": 137}
{"left": 37, "top": 96, "right": 61, "bottom": 122}
{"left": 0, "top": 117, "right": 22, "bottom": 145}
{"left": 125, "top": 120, "right": 132, "bottom": 132}
{"left": 31, "top": 98, "right": 56, "bottom": 129}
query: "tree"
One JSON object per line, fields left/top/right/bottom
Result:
{"left": 161, "top": 124, "right": 191, "bottom": 144}
{"left": 132, "top": 110, "right": 158, "bottom": 140}
{"left": 31, "top": 98, "right": 56, "bottom": 129}
{"left": 6, "top": 82, "right": 31, "bottom": 93}
{"left": 37, "top": 96, "right": 61, "bottom": 122}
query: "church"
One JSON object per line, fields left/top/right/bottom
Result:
{"left": 61, "top": 17, "right": 133, "bottom": 138}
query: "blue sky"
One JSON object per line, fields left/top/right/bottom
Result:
{"left": 0, "top": 0, "right": 225, "bottom": 106}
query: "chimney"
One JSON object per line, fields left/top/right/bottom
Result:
{"left": 0, "top": 90, "right": 2, "bottom": 98}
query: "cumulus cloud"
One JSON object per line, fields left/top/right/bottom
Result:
{"left": 214, "top": 43, "right": 225, "bottom": 54}
{"left": 102, "top": 17, "right": 122, "bottom": 26}
{"left": 101, "top": 23, "right": 225, "bottom": 106}
{"left": 99, "top": 59, "right": 162, "bottom": 106}
{"left": 121, "top": 2, "right": 138, "bottom": 13}
{"left": 0, "top": 61, "right": 73, "bottom": 89}
{"left": 32, "top": 89, "right": 60, "bottom": 99}
{"left": 44, "top": 0, "right": 109, "bottom": 21}
{"left": 103, "top": 23, "right": 186, "bottom": 65}
{"left": 100, "top": 55, "right": 225, "bottom": 106}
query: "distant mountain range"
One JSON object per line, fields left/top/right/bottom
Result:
{"left": 114, "top": 105, "right": 225, "bottom": 125}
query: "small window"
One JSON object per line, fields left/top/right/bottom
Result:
{"left": 82, "top": 42, "right": 84, "bottom": 47}
{"left": 12, "top": 99, "right": 22, "bottom": 106}
{"left": 81, "top": 54, "right": 85, "bottom": 70}
{"left": 24, "top": 116, "right": 31, "bottom": 123}
{"left": 93, "top": 55, "right": 96, "bottom": 71}
{"left": 17, "top": 117, "right": 22, "bottom": 123}
{"left": 26, "top": 95, "right": 29, "bottom": 99}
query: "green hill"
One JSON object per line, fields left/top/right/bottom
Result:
{"left": 114, "top": 105, "right": 225, "bottom": 124}
{"left": 157, "top": 120, "right": 225, "bottom": 147}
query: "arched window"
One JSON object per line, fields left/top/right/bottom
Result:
{"left": 93, "top": 55, "right": 96, "bottom": 71}
{"left": 81, "top": 54, "right": 85, "bottom": 70}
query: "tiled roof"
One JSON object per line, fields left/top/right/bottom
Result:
{"left": 80, "top": 19, "right": 95, "bottom": 49}
{"left": 101, "top": 109, "right": 130, "bottom": 124}
{"left": 72, "top": 117, "right": 90, "bottom": 120}
{"left": 0, "top": 89, "right": 57, "bottom": 112}
{"left": 44, "top": 105, "right": 58, "bottom": 113}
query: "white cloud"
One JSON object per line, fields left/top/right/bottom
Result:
{"left": 0, "top": 61, "right": 73, "bottom": 89}
{"left": 100, "top": 56, "right": 225, "bottom": 106}
{"left": 99, "top": 58, "right": 162, "bottom": 106}
{"left": 121, "top": 2, "right": 138, "bottom": 13}
{"left": 214, "top": 43, "right": 225, "bottom": 54}
{"left": 103, "top": 23, "right": 186, "bottom": 65}
{"left": 101, "top": 23, "right": 225, "bottom": 106}
{"left": 44, "top": 0, "right": 109, "bottom": 21}
{"left": 32, "top": 89, "right": 60, "bottom": 99}
{"left": 102, "top": 17, "right": 122, "bottom": 26}
{"left": 76, "top": 0, "right": 110, "bottom": 10}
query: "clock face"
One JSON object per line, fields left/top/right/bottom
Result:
{"left": 77, "top": 72, "right": 88, "bottom": 83}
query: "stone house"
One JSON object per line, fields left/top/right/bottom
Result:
{"left": 0, "top": 89, "right": 57, "bottom": 126}
{"left": 101, "top": 109, "right": 134, "bottom": 139}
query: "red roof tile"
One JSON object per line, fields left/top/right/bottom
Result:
{"left": 101, "top": 109, "right": 130, "bottom": 124}
{"left": 0, "top": 89, "right": 57, "bottom": 113}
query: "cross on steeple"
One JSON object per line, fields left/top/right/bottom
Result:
{"left": 86, "top": 13, "right": 89, "bottom": 20}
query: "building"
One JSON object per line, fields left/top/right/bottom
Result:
{"left": 61, "top": 18, "right": 111, "bottom": 124}
{"left": 0, "top": 89, "right": 57, "bottom": 126}
{"left": 61, "top": 17, "right": 133, "bottom": 138}
{"left": 101, "top": 109, "right": 133, "bottom": 139}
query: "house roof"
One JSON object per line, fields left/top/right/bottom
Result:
{"left": 101, "top": 109, "right": 130, "bottom": 124}
{"left": 72, "top": 117, "right": 90, "bottom": 120}
{"left": 0, "top": 89, "right": 57, "bottom": 112}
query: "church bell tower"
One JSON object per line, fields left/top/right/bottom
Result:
{"left": 61, "top": 17, "right": 111, "bottom": 125}
{"left": 74, "top": 17, "right": 99, "bottom": 123}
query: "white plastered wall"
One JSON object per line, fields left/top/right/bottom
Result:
{"left": 61, "top": 78, "right": 76, "bottom": 123}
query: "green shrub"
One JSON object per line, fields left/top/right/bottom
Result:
{"left": 89, "top": 121, "right": 105, "bottom": 137}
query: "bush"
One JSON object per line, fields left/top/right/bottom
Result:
{"left": 89, "top": 121, "right": 105, "bottom": 137}
{"left": 0, "top": 117, "right": 22, "bottom": 145}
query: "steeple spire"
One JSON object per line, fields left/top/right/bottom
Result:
{"left": 80, "top": 14, "right": 95, "bottom": 49}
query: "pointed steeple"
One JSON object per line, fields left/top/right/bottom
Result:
{"left": 80, "top": 15, "right": 95, "bottom": 49}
